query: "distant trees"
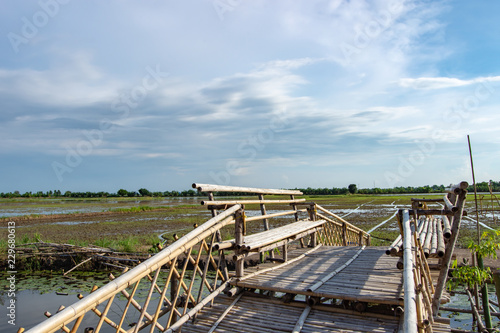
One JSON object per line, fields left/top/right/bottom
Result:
{"left": 1, "top": 181, "right": 498, "bottom": 199}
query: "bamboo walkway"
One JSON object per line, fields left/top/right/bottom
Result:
{"left": 23, "top": 182, "right": 469, "bottom": 333}
{"left": 182, "top": 246, "right": 451, "bottom": 332}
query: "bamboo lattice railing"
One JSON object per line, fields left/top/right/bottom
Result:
{"left": 23, "top": 183, "right": 370, "bottom": 333}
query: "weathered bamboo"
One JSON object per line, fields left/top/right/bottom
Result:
{"left": 192, "top": 183, "right": 303, "bottom": 195}
{"left": 202, "top": 199, "right": 306, "bottom": 206}
{"left": 235, "top": 209, "right": 245, "bottom": 278}
{"left": 465, "top": 288, "right": 487, "bottom": 333}
{"left": 432, "top": 182, "right": 468, "bottom": 314}
{"left": 423, "top": 218, "right": 432, "bottom": 257}
{"left": 401, "top": 210, "right": 418, "bottom": 333}
{"left": 442, "top": 215, "right": 451, "bottom": 239}
{"left": 430, "top": 218, "right": 438, "bottom": 256}
{"left": 387, "top": 234, "right": 402, "bottom": 255}
{"left": 207, "top": 293, "right": 243, "bottom": 333}
{"left": 245, "top": 209, "right": 307, "bottom": 222}
{"left": 307, "top": 246, "right": 365, "bottom": 292}
{"left": 436, "top": 217, "right": 445, "bottom": 257}
{"left": 25, "top": 205, "right": 241, "bottom": 333}
{"left": 292, "top": 305, "right": 311, "bottom": 333}
{"left": 443, "top": 194, "right": 458, "bottom": 212}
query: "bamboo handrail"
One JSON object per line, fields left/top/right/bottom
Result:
{"left": 201, "top": 199, "right": 306, "bottom": 205}
{"left": 25, "top": 205, "right": 241, "bottom": 333}
{"left": 192, "top": 183, "right": 303, "bottom": 195}
{"left": 245, "top": 209, "right": 308, "bottom": 222}
{"left": 401, "top": 210, "right": 418, "bottom": 333}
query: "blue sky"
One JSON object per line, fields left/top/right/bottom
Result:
{"left": 1, "top": 0, "right": 499, "bottom": 193}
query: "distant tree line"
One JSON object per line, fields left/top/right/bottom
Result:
{"left": 1, "top": 181, "right": 498, "bottom": 199}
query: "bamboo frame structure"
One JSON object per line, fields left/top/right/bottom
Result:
{"left": 24, "top": 182, "right": 460, "bottom": 333}
{"left": 24, "top": 183, "right": 372, "bottom": 333}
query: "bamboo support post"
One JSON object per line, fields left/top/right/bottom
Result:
{"left": 235, "top": 209, "right": 245, "bottom": 278}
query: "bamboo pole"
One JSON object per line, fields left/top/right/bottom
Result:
{"left": 202, "top": 199, "right": 306, "bottom": 206}
{"left": 436, "top": 218, "right": 445, "bottom": 257}
{"left": 292, "top": 305, "right": 311, "bottom": 333}
{"left": 164, "top": 282, "right": 230, "bottom": 333}
{"left": 442, "top": 215, "right": 451, "bottom": 239}
{"left": 432, "top": 183, "right": 468, "bottom": 314}
{"left": 192, "top": 183, "right": 303, "bottom": 195}
{"left": 401, "top": 209, "right": 418, "bottom": 333}
{"left": 207, "top": 293, "right": 243, "bottom": 333}
{"left": 235, "top": 209, "right": 245, "bottom": 279}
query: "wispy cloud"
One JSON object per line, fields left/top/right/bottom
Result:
{"left": 399, "top": 76, "right": 500, "bottom": 90}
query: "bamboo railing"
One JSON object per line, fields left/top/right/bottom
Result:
{"left": 23, "top": 183, "right": 370, "bottom": 333}
{"left": 392, "top": 182, "right": 468, "bottom": 332}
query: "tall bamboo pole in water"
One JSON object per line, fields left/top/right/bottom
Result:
{"left": 468, "top": 134, "right": 492, "bottom": 329}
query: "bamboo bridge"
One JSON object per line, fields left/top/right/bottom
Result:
{"left": 22, "top": 182, "right": 469, "bottom": 333}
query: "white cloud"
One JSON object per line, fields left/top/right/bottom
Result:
{"left": 399, "top": 76, "right": 500, "bottom": 90}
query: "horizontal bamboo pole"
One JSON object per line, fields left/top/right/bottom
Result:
{"left": 25, "top": 205, "right": 241, "bottom": 333}
{"left": 192, "top": 183, "right": 303, "bottom": 195}
{"left": 201, "top": 199, "right": 306, "bottom": 206}
{"left": 409, "top": 209, "right": 464, "bottom": 216}
{"left": 411, "top": 198, "right": 444, "bottom": 203}
{"left": 245, "top": 209, "right": 307, "bottom": 222}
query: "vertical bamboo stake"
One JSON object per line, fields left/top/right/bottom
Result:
{"left": 235, "top": 209, "right": 245, "bottom": 278}
{"left": 258, "top": 194, "right": 272, "bottom": 261}
{"left": 468, "top": 135, "right": 493, "bottom": 330}
{"left": 308, "top": 204, "right": 317, "bottom": 247}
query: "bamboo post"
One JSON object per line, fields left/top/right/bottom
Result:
{"left": 170, "top": 267, "right": 178, "bottom": 324}
{"left": 258, "top": 194, "right": 272, "bottom": 262}
{"left": 432, "top": 182, "right": 468, "bottom": 314}
{"left": 308, "top": 204, "right": 317, "bottom": 247}
{"left": 235, "top": 209, "right": 245, "bottom": 278}
{"left": 291, "top": 195, "right": 305, "bottom": 248}
{"left": 342, "top": 222, "right": 347, "bottom": 246}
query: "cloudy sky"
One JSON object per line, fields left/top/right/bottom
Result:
{"left": 1, "top": 1, "right": 499, "bottom": 193}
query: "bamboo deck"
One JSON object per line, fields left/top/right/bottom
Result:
{"left": 235, "top": 246, "right": 405, "bottom": 306}
{"left": 181, "top": 246, "right": 452, "bottom": 332}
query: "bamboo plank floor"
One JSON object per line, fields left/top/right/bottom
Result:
{"left": 180, "top": 246, "right": 452, "bottom": 332}
{"left": 234, "top": 246, "right": 405, "bottom": 306}
{"left": 181, "top": 294, "right": 402, "bottom": 333}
